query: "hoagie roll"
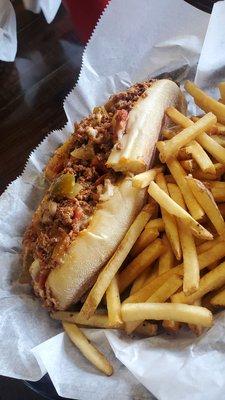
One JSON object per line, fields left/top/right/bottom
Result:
{"left": 22, "top": 79, "right": 182, "bottom": 310}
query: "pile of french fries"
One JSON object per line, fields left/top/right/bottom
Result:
{"left": 51, "top": 80, "right": 225, "bottom": 376}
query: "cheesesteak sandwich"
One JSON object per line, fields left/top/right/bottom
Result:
{"left": 22, "top": 79, "right": 182, "bottom": 310}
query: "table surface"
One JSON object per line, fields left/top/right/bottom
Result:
{"left": 0, "top": 377, "right": 45, "bottom": 400}
{"left": 0, "top": 1, "right": 83, "bottom": 398}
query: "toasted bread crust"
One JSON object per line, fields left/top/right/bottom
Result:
{"left": 45, "top": 178, "right": 146, "bottom": 309}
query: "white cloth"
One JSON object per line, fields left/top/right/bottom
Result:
{"left": 0, "top": 0, "right": 17, "bottom": 61}
{"left": 23, "top": 0, "right": 61, "bottom": 23}
{"left": 0, "top": 0, "right": 61, "bottom": 61}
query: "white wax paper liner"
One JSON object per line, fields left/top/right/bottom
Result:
{"left": 1, "top": 0, "right": 225, "bottom": 399}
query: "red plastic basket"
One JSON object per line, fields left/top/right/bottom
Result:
{"left": 62, "top": 0, "right": 109, "bottom": 44}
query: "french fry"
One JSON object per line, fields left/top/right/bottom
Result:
{"left": 52, "top": 310, "right": 158, "bottom": 336}
{"left": 129, "top": 269, "right": 151, "bottom": 295}
{"left": 145, "top": 262, "right": 159, "bottom": 281}
{"left": 121, "top": 303, "right": 213, "bottom": 328}
{"left": 168, "top": 183, "right": 200, "bottom": 295}
{"left": 51, "top": 311, "right": 113, "bottom": 329}
{"left": 146, "top": 218, "right": 165, "bottom": 231}
{"left": 106, "top": 275, "right": 123, "bottom": 327}
{"left": 186, "top": 176, "right": 225, "bottom": 235}
{"left": 161, "top": 125, "right": 181, "bottom": 139}
{"left": 188, "top": 299, "right": 203, "bottom": 336}
{"left": 210, "top": 181, "right": 225, "bottom": 202}
{"left": 218, "top": 203, "right": 225, "bottom": 218}
{"left": 215, "top": 122, "right": 225, "bottom": 134}
{"left": 166, "top": 108, "right": 215, "bottom": 173}
{"left": 63, "top": 322, "right": 113, "bottom": 376}
{"left": 196, "top": 241, "right": 225, "bottom": 269}
{"left": 157, "top": 226, "right": 180, "bottom": 338}
{"left": 192, "top": 116, "right": 225, "bottom": 135}
{"left": 134, "top": 321, "right": 158, "bottom": 337}
{"left": 177, "top": 147, "right": 192, "bottom": 161}
{"left": 167, "top": 183, "right": 185, "bottom": 206}
{"left": 158, "top": 234, "right": 175, "bottom": 275}
{"left": 207, "top": 261, "right": 218, "bottom": 271}
{"left": 171, "top": 261, "right": 225, "bottom": 304}
{"left": 148, "top": 181, "right": 212, "bottom": 240}
{"left": 130, "top": 228, "right": 159, "bottom": 258}
{"left": 212, "top": 135, "right": 225, "bottom": 147}
{"left": 185, "top": 141, "right": 216, "bottom": 174}
{"left": 210, "top": 286, "right": 225, "bottom": 306}
{"left": 124, "top": 241, "right": 225, "bottom": 305}
{"left": 166, "top": 158, "right": 204, "bottom": 220}
{"left": 211, "top": 180, "right": 225, "bottom": 190}
{"left": 155, "top": 173, "right": 181, "bottom": 259}
{"left": 197, "top": 236, "right": 225, "bottom": 254}
{"left": 161, "top": 129, "right": 175, "bottom": 139}
{"left": 164, "top": 175, "right": 176, "bottom": 184}
{"left": 197, "top": 133, "right": 225, "bottom": 165}
{"left": 118, "top": 238, "right": 165, "bottom": 293}
{"left": 165, "top": 106, "right": 193, "bottom": 127}
{"left": 194, "top": 236, "right": 206, "bottom": 247}
{"left": 209, "top": 126, "right": 224, "bottom": 135}
{"left": 123, "top": 269, "right": 181, "bottom": 305}
{"left": 167, "top": 106, "right": 225, "bottom": 165}
{"left": 180, "top": 159, "right": 197, "bottom": 173}
{"left": 123, "top": 267, "right": 158, "bottom": 333}
{"left": 132, "top": 167, "right": 162, "bottom": 188}
{"left": 130, "top": 207, "right": 160, "bottom": 258}
{"left": 185, "top": 80, "right": 225, "bottom": 124}
{"left": 218, "top": 82, "right": 225, "bottom": 104}
{"left": 125, "top": 274, "right": 183, "bottom": 334}
{"left": 201, "top": 292, "right": 217, "bottom": 312}
{"left": 157, "top": 112, "right": 216, "bottom": 162}
{"left": 124, "top": 262, "right": 159, "bottom": 337}
{"left": 79, "top": 205, "right": 152, "bottom": 319}
{"left": 193, "top": 164, "right": 225, "bottom": 181}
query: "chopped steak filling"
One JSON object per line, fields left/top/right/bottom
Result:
{"left": 22, "top": 80, "right": 154, "bottom": 299}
